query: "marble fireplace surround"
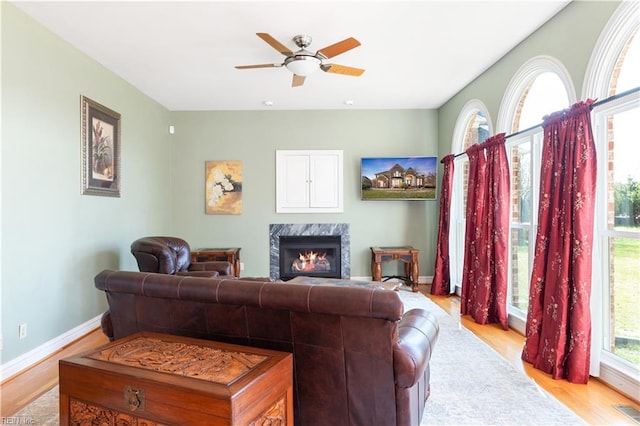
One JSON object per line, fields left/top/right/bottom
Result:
{"left": 269, "top": 223, "right": 350, "bottom": 280}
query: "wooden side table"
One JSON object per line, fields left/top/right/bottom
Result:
{"left": 191, "top": 247, "right": 241, "bottom": 277}
{"left": 370, "top": 246, "right": 420, "bottom": 292}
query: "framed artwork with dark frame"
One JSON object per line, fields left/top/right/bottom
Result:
{"left": 361, "top": 156, "right": 437, "bottom": 200}
{"left": 81, "top": 96, "right": 121, "bottom": 197}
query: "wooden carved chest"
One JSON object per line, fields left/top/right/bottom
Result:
{"left": 59, "top": 331, "right": 293, "bottom": 425}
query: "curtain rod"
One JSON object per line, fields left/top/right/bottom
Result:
{"left": 451, "top": 86, "right": 640, "bottom": 159}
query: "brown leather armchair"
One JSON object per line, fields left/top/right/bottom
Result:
{"left": 130, "top": 236, "right": 232, "bottom": 277}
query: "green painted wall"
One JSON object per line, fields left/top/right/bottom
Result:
{"left": 1, "top": 3, "right": 173, "bottom": 363}
{"left": 170, "top": 109, "right": 439, "bottom": 278}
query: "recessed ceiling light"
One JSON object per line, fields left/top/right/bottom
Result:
{"left": 263, "top": 100, "right": 274, "bottom": 107}
{"left": 344, "top": 100, "right": 354, "bottom": 106}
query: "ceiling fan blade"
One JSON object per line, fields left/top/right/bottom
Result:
{"left": 292, "top": 75, "right": 306, "bottom": 87}
{"left": 235, "top": 63, "right": 282, "bottom": 69}
{"left": 317, "top": 37, "right": 361, "bottom": 59}
{"left": 256, "top": 33, "right": 293, "bottom": 56}
{"left": 321, "top": 64, "right": 365, "bottom": 76}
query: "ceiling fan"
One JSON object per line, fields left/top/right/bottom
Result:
{"left": 235, "top": 33, "right": 365, "bottom": 87}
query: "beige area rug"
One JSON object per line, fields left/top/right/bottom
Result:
{"left": 15, "top": 289, "right": 584, "bottom": 425}
{"left": 399, "top": 289, "right": 585, "bottom": 425}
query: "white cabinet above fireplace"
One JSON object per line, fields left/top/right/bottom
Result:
{"left": 276, "top": 150, "right": 343, "bottom": 213}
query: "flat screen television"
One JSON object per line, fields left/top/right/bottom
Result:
{"left": 361, "top": 156, "right": 437, "bottom": 200}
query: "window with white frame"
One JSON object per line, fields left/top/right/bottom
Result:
{"left": 507, "top": 130, "right": 540, "bottom": 316}
{"left": 449, "top": 100, "right": 492, "bottom": 293}
{"left": 593, "top": 92, "right": 640, "bottom": 367}
{"left": 584, "top": 0, "right": 639, "bottom": 398}
{"left": 497, "top": 56, "right": 573, "bottom": 329}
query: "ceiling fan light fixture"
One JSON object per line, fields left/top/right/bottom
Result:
{"left": 236, "top": 33, "right": 364, "bottom": 86}
{"left": 284, "top": 55, "right": 321, "bottom": 76}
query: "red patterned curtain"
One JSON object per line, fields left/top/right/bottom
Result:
{"left": 431, "top": 154, "right": 455, "bottom": 295}
{"left": 522, "top": 100, "right": 597, "bottom": 384}
{"left": 460, "top": 134, "right": 510, "bottom": 330}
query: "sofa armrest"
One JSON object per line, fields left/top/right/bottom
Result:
{"left": 100, "top": 310, "right": 115, "bottom": 342}
{"left": 188, "top": 261, "right": 232, "bottom": 275}
{"left": 393, "top": 309, "right": 439, "bottom": 388}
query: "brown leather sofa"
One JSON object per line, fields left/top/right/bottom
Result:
{"left": 95, "top": 270, "right": 439, "bottom": 426}
{"left": 130, "top": 236, "right": 232, "bottom": 277}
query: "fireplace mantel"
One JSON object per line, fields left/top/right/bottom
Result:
{"left": 269, "top": 223, "right": 350, "bottom": 280}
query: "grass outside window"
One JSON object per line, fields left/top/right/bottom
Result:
{"left": 611, "top": 234, "right": 640, "bottom": 364}
{"left": 511, "top": 229, "right": 639, "bottom": 365}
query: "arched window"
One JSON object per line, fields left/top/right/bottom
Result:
{"left": 516, "top": 72, "right": 571, "bottom": 130}
{"left": 611, "top": 29, "right": 639, "bottom": 95}
{"left": 452, "top": 100, "right": 492, "bottom": 153}
{"left": 583, "top": 2, "right": 639, "bottom": 100}
{"left": 497, "top": 56, "right": 575, "bottom": 331}
{"left": 498, "top": 55, "right": 575, "bottom": 133}
{"left": 584, "top": 0, "right": 639, "bottom": 399}
{"left": 449, "top": 100, "right": 492, "bottom": 293}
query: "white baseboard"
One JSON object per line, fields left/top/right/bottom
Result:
{"left": 599, "top": 359, "right": 640, "bottom": 402}
{"left": 1, "top": 315, "right": 102, "bottom": 382}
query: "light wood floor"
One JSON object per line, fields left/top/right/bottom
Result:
{"left": 0, "top": 327, "right": 109, "bottom": 418}
{"left": 1, "top": 289, "right": 638, "bottom": 424}
{"left": 427, "top": 291, "right": 640, "bottom": 425}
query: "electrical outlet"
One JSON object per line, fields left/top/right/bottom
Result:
{"left": 240, "top": 262, "right": 245, "bottom": 271}
{"left": 19, "top": 323, "right": 27, "bottom": 340}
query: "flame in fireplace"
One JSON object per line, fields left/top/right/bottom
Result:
{"left": 291, "top": 251, "right": 331, "bottom": 272}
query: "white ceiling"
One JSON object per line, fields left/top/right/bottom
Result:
{"left": 12, "top": 0, "right": 571, "bottom": 111}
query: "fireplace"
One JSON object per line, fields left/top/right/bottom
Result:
{"left": 269, "top": 223, "right": 350, "bottom": 280}
{"left": 279, "top": 235, "right": 341, "bottom": 281}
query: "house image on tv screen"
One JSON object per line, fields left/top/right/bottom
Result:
{"left": 361, "top": 156, "right": 437, "bottom": 200}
